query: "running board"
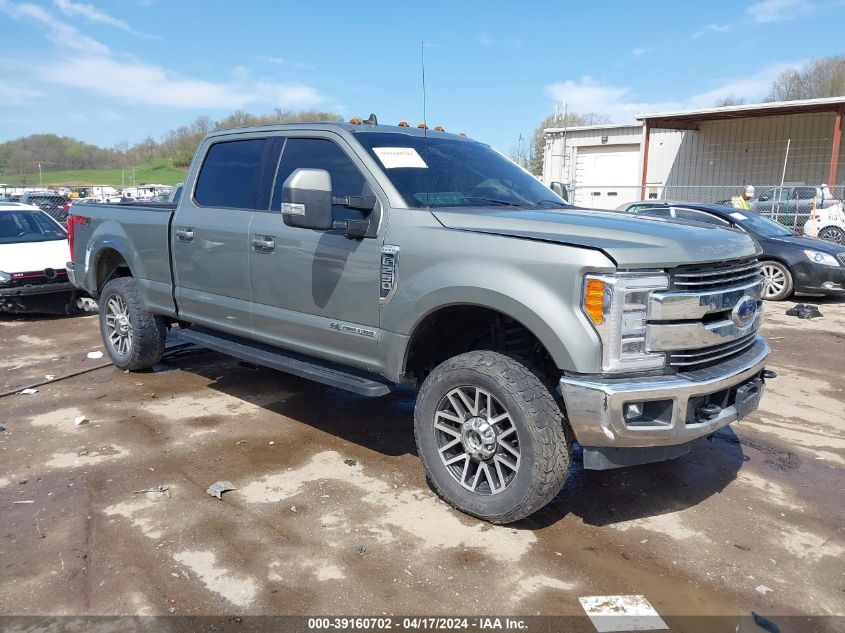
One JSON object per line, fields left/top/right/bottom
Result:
{"left": 176, "top": 327, "right": 393, "bottom": 397}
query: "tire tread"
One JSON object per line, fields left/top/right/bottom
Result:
{"left": 99, "top": 277, "right": 165, "bottom": 371}
{"left": 414, "top": 351, "right": 570, "bottom": 524}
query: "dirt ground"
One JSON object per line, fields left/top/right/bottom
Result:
{"left": 0, "top": 298, "right": 843, "bottom": 632}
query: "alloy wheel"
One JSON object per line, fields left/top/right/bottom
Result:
{"left": 819, "top": 227, "right": 845, "bottom": 245}
{"left": 761, "top": 263, "right": 786, "bottom": 299}
{"left": 105, "top": 294, "right": 133, "bottom": 357}
{"left": 433, "top": 386, "right": 520, "bottom": 495}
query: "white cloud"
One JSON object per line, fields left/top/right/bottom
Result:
{"left": 28, "top": 54, "right": 324, "bottom": 109}
{"left": 632, "top": 47, "right": 649, "bottom": 57}
{"left": 255, "top": 55, "right": 315, "bottom": 70}
{"left": 477, "top": 33, "right": 520, "bottom": 50}
{"left": 685, "top": 61, "right": 805, "bottom": 107}
{"left": 54, "top": 0, "right": 132, "bottom": 31}
{"left": 0, "top": 83, "right": 44, "bottom": 105}
{"left": 544, "top": 61, "right": 806, "bottom": 121}
{"left": 0, "top": 0, "right": 109, "bottom": 53}
{"left": 0, "top": 1, "right": 326, "bottom": 110}
{"left": 544, "top": 76, "right": 674, "bottom": 121}
{"left": 746, "top": 0, "right": 815, "bottom": 23}
{"left": 692, "top": 23, "right": 731, "bottom": 39}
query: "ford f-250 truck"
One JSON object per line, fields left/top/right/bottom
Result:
{"left": 67, "top": 119, "right": 773, "bottom": 523}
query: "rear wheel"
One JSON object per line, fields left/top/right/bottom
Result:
{"left": 414, "top": 351, "right": 571, "bottom": 524}
{"left": 99, "top": 277, "right": 166, "bottom": 370}
{"left": 818, "top": 226, "right": 845, "bottom": 245}
{"left": 761, "top": 260, "right": 793, "bottom": 301}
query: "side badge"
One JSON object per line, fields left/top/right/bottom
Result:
{"left": 380, "top": 245, "right": 400, "bottom": 304}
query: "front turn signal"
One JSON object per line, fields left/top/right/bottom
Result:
{"left": 584, "top": 279, "right": 606, "bottom": 325}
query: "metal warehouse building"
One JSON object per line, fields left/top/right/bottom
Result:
{"left": 542, "top": 96, "right": 845, "bottom": 209}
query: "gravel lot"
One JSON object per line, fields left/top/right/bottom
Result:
{"left": 1, "top": 299, "right": 843, "bottom": 631}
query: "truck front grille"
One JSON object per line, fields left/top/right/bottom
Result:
{"left": 667, "top": 332, "right": 758, "bottom": 369}
{"left": 669, "top": 258, "right": 762, "bottom": 292}
{"left": 7, "top": 270, "right": 68, "bottom": 288}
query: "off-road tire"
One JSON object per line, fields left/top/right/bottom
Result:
{"left": 414, "top": 351, "right": 571, "bottom": 524}
{"left": 818, "top": 226, "right": 845, "bottom": 245}
{"left": 761, "top": 260, "right": 794, "bottom": 301}
{"left": 98, "top": 277, "right": 166, "bottom": 370}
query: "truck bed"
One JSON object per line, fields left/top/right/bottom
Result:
{"left": 69, "top": 201, "right": 178, "bottom": 316}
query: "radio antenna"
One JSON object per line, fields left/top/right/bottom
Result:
{"left": 420, "top": 41, "right": 428, "bottom": 136}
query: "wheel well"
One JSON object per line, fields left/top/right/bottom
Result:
{"left": 96, "top": 249, "right": 132, "bottom": 293}
{"left": 403, "top": 306, "right": 555, "bottom": 384}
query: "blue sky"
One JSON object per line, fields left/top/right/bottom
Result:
{"left": 1, "top": 0, "right": 843, "bottom": 155}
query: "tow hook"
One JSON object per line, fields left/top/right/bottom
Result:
{"left": 696, "top": 403, "right": 722, "bottom": 420}
{"left": 762, "top": 369, "right": 777, "bottom": 379}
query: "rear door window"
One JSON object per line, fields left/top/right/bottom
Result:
{"left": 673, "top": 208, "right": 730, "bottom": 226}
{"left": 194, "top": 138, "right": 271, "bottom": 209}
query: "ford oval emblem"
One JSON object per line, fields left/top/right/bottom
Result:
{"left": 732, "top": 295, "right": 758, "bottom": 328}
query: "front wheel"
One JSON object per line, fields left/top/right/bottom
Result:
{"left": 818, "top": 226, "right": 845, "bottom": 245}
{"left": 99, "top": 277, "right": 166, "bottom": 370}
{"left": 761, "top": 260, "right": 794, "bottom": 301}
{"left": 414, "top": 351, "right": 571, "bottom": 524}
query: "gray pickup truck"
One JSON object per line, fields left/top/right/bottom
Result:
{"left": 67, "top": 119, "right": 773, "bottom": 523}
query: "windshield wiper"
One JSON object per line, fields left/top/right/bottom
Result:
{"left": 535, "top": 199, "right": 570, "bottom": 208}
{"left": 462, "top": 196, "right": 528, "bottom": 208}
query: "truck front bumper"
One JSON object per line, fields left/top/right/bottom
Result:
{"left": 560, "top": 337, "right": 770, "bottom": 468}
{"left": 0, "top": 281, "right": 78, "bottom": 314}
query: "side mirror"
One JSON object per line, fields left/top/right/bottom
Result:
{"left": 282, "top": 168, "right": 333, "bottom": 230}
{"left": 550, "top": 181, "right": 569, "bottom": 202}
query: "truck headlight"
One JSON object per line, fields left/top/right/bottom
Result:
{"left": 583, "top": 272, "right": 669, "bottom": 373}
{"left": 0, "top": 271, "right": 10, "bottom": 284}
{"left": 803, "top": 250, "right": 841, "bottom": 266}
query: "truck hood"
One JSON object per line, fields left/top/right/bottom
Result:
{"left": 431, "top": 207, "right": 760, "bottom": 267}
{"left": 0, "top": 239, "right": 69, "bottom": 273}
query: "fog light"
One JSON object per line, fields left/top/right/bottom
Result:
{"left": 624, "top": 402, "right": 643, "bottom": 421}
{"left": 823, "top": 281, "right": 835, "bottom": 289}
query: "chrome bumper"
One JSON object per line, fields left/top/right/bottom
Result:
{"left": 560, "top": 337, "right": 770, "bottom": 448}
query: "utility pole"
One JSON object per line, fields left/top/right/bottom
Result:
{"left": 39, "top": 163, "right": 43, "bottom": 187}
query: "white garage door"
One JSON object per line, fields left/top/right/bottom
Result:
{"left": 573, "top": 144, "right": 640, "bottom": 209}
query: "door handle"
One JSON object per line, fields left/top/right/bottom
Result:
{"left": 251, "top": 236, "right": 275, "bottom": 252}
{"left": 175, "top": 227, "right": 194, "bottom": 242}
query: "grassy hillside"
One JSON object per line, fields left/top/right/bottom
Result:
{"left": 18, "top": 160, "right": 187, "bottom": 187}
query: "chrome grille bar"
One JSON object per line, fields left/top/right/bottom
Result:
{"left": 670, "top": 258, "right": 763, "bottom": 291}
{"left": 668, "top": 333, "right": 758, "bottom": 368}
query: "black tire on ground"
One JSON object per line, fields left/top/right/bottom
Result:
{"left": 818, "top": 226, "right": 845, "bottom": 245}
{"left": 98, "top": 276, "right": 166, "bottom": 370}
{"left": 414, "top": 351, "right": 571, "bottom": 524}
{"left": 761, "top": 260, "right": 794, "bottom": 301}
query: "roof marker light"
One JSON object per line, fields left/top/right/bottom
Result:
{"left": 349, "top": 118, "right": 362, "bottom": 125}
{"left": 398, "top": 121, "right": 409, "bottom": 127}
{"left": 434, "top": 126, "right": 445, "bottom": 131}
{"left": 417, "top": 123, "right": 428, "bottom": 129}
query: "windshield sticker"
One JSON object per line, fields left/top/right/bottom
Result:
{"left": 730, "top": 212, "right": 747, "bottom": 220}
{"left": 373, "top": 147, "right": 428, "bottom": 169}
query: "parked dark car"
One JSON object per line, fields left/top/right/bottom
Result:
{"left": 20, "top": 191, "right": 71, "bottom": 225}
{"left": 617, "top": 201, "right": 845, "bottom": 301}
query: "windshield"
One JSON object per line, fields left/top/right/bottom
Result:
{"left": 0, "top": 211, "right": 66, "bottom": 244}
{"left": 729, "top": 210, "right": 792, "bottom": 237}
{"left": 354, "top": 132, "right": 568, "bottom": 209}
